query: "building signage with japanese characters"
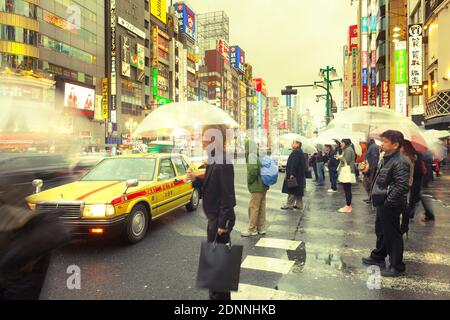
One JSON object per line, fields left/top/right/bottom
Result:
{"left": 408, "top": 24, "right": 423, "bottom": 96}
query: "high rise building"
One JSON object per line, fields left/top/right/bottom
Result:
{"left": 105, "top": 0, "right": 149, "bottom": 146}
{"left": 0, "top": 0, "right": 106, "bottom": 151}
{"left": 197, "top": 11, "right": 229, "bottom": 66}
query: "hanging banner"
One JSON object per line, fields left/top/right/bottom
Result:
{"left": 381, "top": 81, "right": 390, "bottom": 108}
{"left": 408, "top": 24, "right": 423, "bottom": 95}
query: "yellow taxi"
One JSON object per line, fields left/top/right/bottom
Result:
{"left": 26, "top": 153, "right": 204, "bottom": 244}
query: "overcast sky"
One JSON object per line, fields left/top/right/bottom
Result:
{"left": 183, "top": 0, "right": 357, "bottom": 127}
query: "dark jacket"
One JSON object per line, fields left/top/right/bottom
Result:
{"left": 365, "top": 142, "right": 380, "bottom": 170}
{"left": 327, "top": 149, "right": 339, "bottom": 170}
{"left": 282, "top": 148, "right": 306, "bottom": 197}
{"left": 370, "top": 150, "right": 410, "bottom": 208}
{"left": 245, "top": 140, "right": 269, "bottom": 194}
{"left": 193, "top": 161, "right": 236, "bottom": 230}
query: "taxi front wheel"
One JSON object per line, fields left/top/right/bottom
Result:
{"left": 123, "top": 204, "right": 149, "bottom": 244}
{"left": 186, "top": 188, "right": 200, "bottom": 212}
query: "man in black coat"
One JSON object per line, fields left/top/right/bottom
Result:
{"left": 363, "top": 130, "right": 410, "bottom": 277}
{"left": 281, "top": 140, "right": 306, "bottom": 210}
{"left": 187, "top": 125, "right": 236, "bottom": 300}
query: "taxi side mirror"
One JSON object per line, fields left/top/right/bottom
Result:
{"left": 123, "top": 179, "right": 139, "bottom": 194}
{"left": 32, "top": 179, "right": 43, "bottom": 194}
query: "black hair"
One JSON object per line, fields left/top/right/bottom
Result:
{"left": 380, "top": 130, "right": 404, "bottom": 148}
{"left": 341, "top": 139, "right": 352, "bottom": 147}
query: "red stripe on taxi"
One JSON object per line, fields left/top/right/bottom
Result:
{"left": 111, "top": 179, "right": 187, "bottom": 206}
{"left": 76, "top": 181, "right": 123, "bottom": 201}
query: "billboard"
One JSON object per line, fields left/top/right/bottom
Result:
{"left": 101, "top": 78, "right": 108, "bottom": 119}
{"left": 230, "top": 46, "right": 245, "bottom": 74}
{"left": 408, "top": 24, "right": 423, "bottom": 95}
{"left": 64, "top": 83, "right": 95, "bottom": 116}
{"left": 174, "top": 3, "right": 196, "bottom": 42}
{"left": 217, "top": 38, "right": 230, "bottom": 64}
{"left": 151, "top": 0, "right": 167, "bottom": 24}
{"left": 381, "top": 81, "right": 390, "bottom": 107}
{"left": 254, "top": 78, "right": 267, "bottom": 96}
{"left": 348, "top": 25, "right": 358, "bottom": 53}
{"left": 395, "top": 41, "right": 407, "bottom": 84}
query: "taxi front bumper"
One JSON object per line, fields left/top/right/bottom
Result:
{"left": 62, "top": 215, "right": 128, "bottom": 238}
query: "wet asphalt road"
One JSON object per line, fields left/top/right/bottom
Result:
{"left": 39, "top": 165, "right": 450, "bottom": 300}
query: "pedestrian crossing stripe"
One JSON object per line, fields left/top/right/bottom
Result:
{"left": 241, "top": 256, "right": 296, "bottom": 274}
{"left": 231, "top": 283, "right": 332, "bottom": 300}
{"left": 256, "top": 238, "right": 302, "bottom": 251}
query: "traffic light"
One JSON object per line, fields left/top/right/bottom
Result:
{"left": 281, "top": 86, "right": 298, "bottom": 96}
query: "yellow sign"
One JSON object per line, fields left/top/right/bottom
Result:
{"left": 150, "top": 0, "right": 167, "bottom": 24}
{"left": 101, "top": 78, "right": 109, "bottom": 120}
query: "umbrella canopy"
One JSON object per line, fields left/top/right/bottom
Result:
{"left": 134, "top": 101, "right": 239, "bottom": 137}
{"left": 279, "top": 133, "right": 317, "bottom": 154}
{"left": 423, "top": 129, "right": 450, "bottom": 140}
{"left": 328, "top": 107, "right": 429, "bottom": 152}
{"left": 310, "top": 136, "right": 336, "bottom": 146}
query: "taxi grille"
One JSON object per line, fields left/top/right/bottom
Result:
{"left": 37, "top": 203, "right": 82, "bottom": 220}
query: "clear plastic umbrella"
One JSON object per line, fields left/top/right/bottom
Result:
{"left": 328, "top": 107, "right": 429, "bottom": 152}
{"left": 134, "top": 101, "right": 239, "bottom": 138}
{"left": 279, "top": 133, "right": 317, "bottom": 154}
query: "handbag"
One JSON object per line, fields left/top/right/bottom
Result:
{"left": 287, "top": 176, "right": 299, "bottom": 188}
{"left": 196, "top": 239, "right": 243, "bottom": 292}
{"left": 338, "top": 160, "right": 356, "bottom": 184}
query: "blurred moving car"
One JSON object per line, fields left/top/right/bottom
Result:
{"left": 277, "top": 148, "right": 292, "bottom": 172}
{"left": 0, "top": 153, "right": 73, "bottom": 207}
{"left": 26, "top": 154, "right": 204, "bottom": 244}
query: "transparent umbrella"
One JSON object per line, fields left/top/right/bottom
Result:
{"left": 328, "top": 107, "right": 429, "bottom": 152}
{"left": 134, "top": 101, "right": 239, "bottom": 138}
{"left": 279, "top": 133, "right": 317, "bottom": 154}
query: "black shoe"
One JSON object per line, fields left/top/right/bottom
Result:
{"left": 281, "top": 206, "right": 293, "bottom": 210}
{"left": 381, "top": 266, "right": 405, "bottom": 277}
{"left": 362, "top": 257, "right": 386, "bottom": 268}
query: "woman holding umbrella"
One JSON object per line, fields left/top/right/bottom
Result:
{"left": 337, "top": 139, "right": 356, "bottom": 213}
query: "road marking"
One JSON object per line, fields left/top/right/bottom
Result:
{"left": 232, "top": 283, "right": 332, "bottom": 300}
{"left": 256, "top": 238, "right": 302, "bottom": 251}
{"left": 268, "top": 225, "right": 365, "bottom": 237}
{"left": 241, "top": 256, "right": 295, "bottom": 274}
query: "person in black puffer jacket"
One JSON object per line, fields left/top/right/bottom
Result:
{"left": 363, "top": 130, "right": 410, "bottom": 278}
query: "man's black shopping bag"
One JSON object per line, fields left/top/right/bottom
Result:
{"left": 196, "top": 241, "right": 243, "bottom": 292}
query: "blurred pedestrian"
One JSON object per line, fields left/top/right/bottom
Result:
{"left": 316, "top": 150, "right": 325, "bottom": 186}
{"left": 325, "top": 145, "right": 339, "bottom": 193}
{"left": 363, "top": 130, "right": 410, "bottom": 277}
{"left": 337, "top": 139, "right": 356, "bottom": 213}
{"left": 362, "top": 139, "right": 380, "bottom": 203}
{"left": 422, "top": 151, "right": 434, "bottom": 187}
{"left": 241, "top": 140, "right": 268, "bottom": 237}
{"left": 281, "top": 140, "right": 306, "bottom": 211}
{"left": 187, "top": 124, "right": 236, "bottom": 300}
{"left": 309, "top": 153, "right": 318, "bottom": 182}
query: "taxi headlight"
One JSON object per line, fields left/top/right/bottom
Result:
{"left": 83, "top": 204, "right": 115, "bottom": 218}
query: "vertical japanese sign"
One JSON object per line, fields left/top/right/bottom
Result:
{"left": 101, "top": 78, "right": 108, "bottom": 119}
{"left": 152, "top": 25, "right": 159, "bottom": 68}
{"left": 408, "top": 24, "right": 423, "bottom": 96}
{"left": 348, "top": 25, "right": 358, "bottom": 54}
{"left": 110, "top": 0, "right": 117, "bottom": 125}
{"left": 381, "top": 81, "right": 390, "bottom": 107}
{"left": 361, "top": 0, "right": 369, "bottom": 106}
{"left": 150, "top": 0, "right": 167, "bottom": 24}
{"left": 395, "top": 41, "right": 408, "bottom": 115}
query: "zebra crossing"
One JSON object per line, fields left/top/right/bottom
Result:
{"left": 228, "top": 177, "right": 450, "bottom": 300}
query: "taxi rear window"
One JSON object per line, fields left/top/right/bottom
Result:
{"left": 81, "top": 158, "right": 156, "bottom": 181}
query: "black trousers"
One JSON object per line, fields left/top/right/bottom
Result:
{"left": 207, "top": 218, "right": 232, "bottom": 301}
{"left": 371, "top": 205, "right": 406, "bottom": 272}
{"left": 406, "top": 178, "right": 435, "bottom": 220}
{"left": 343, "top": 183, "right": 352, "bottom": 206}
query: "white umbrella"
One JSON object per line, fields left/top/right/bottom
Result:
{"left": 423, "top": 129, "right": 450, "bottom": 140}
{"left": 310, "top": 136, "right": 336, "bottom": 146}
{"left": 134, "top": 101, "right": 239, "bottom": 137}
{"left": 328, "top": 107, "right": 429, "bottom": 152}
{"left": 279, "top": 133, "right": 317, "bottom": 154}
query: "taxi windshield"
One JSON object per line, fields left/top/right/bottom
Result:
{"left": 81, "top": 158, "right": 156, "bottom": 181}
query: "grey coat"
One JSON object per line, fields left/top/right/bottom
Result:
{"left": 338, "top": 146, "right": 356, "bottom": 175}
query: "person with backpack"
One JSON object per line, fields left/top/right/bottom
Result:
{"left": 241, "top": 140, "right": 278, "bottom": 237}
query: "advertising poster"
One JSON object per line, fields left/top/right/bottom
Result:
{"left": 348, "top": 25, "right": 358, "bottom": 53}
{"left": 64, "top": 83, "right": 95, "bottom": 117}
{"left": 174, "top": 3, "right": 196, "bottom": 42}
{"left": 381, "top": 81, "right": 390, "bottom": 107}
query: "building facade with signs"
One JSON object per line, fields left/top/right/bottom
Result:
{"left": 105, "top": 0, "right": 149, "bottom": 146}
{"left": 0, "top": 0, "right": 106, "bottom": 150}
{"left": 422, "top": 0, "right": 450, "bottom": 130}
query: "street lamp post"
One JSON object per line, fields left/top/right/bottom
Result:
{"left": 316, "top": 66, "right": 342, "bottom": 124}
